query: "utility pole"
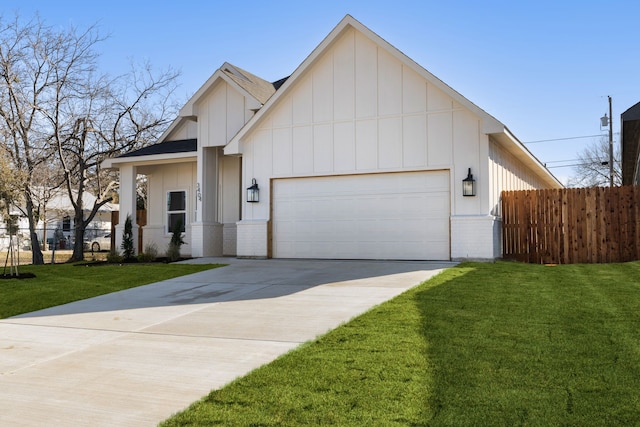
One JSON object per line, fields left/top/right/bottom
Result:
{"left": 608, "top": 96, "right": 614, "bottom": 187}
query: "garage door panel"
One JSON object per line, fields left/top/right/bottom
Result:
{"left": 273, "top": 171, "right": 450, "bottom": 260}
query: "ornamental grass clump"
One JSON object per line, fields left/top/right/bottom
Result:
{"left": 138, "top": 243, "right": 158, "bottom": 262}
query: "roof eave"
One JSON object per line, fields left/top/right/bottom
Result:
{"left": 101, "top": 151, "right": 196, "bottom": 169}
{"left": 490, "top": 127, "right": 563, "bottom": 189}
{"left": 180, "top": 65, "right": 264, "bottom": 118}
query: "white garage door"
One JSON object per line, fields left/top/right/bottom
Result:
{"left": 272, "top": 171, "right": 450, "bottom": 260}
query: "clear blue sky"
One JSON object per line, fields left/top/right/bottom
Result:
{"left": 6, "top": 0, "right": 640, "bottom": 183}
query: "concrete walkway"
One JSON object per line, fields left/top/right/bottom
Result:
{"left": 0, "top": 258, "right": 454, "bottom": 426}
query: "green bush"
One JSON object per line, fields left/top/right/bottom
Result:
{"left": 121, "top": 214, "right": 135, "bottom": 261}
{"left": 166, "top": 220, "right": 185, "bottom": 262}
{"left": 138, "top": 243, "right": 158, "bottom": 262}
{"left": 106, "top": 250, "right": 123, "bottom": 264}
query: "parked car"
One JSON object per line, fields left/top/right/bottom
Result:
{"left": 85, "top": 234, "right": 111, "bottom": 252}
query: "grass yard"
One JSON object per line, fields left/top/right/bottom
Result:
{"left": 0, "top": 262, "right": 224, "bottom": 319}
{"left": 161, "top": 261, "right": 640, "bottom": 426}
{"left": 0, "top": 250, "right": 109, "bottom": 265}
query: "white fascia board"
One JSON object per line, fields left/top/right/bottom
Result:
{"left": 179, "top": 69, "right": 225, "bottom": 117}
{"left": 491, "top": 127, "right": 563, "bottom": 188}
{"left": 180, "top": 65, "right": 262, "bottom": 118}
{"left": 155, "top": 116, "right": 191, "bottom": 144}
{"left": 223, "top": 138, "right": 241, "bottom": 155}
{"left": 101, "top": 152, "right": 196, "bottom": 169}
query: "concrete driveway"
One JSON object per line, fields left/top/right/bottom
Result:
{"left": 0, "top": 258, "right": 454, "bottom": 426}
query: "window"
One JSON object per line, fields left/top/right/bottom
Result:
{"left": 62, "top": 215, "right": 71, "bottom": 232}
{"left": 167, "top": 191, "right": 186, "bottom": 233}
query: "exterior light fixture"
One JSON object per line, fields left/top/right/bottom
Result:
{"left": 462, "top": 168, "right": 476, "bottom": 197}
{"left": 247, "top": 178, "right": 259, "bottom": 203}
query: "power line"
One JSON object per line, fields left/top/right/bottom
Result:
{"left": 546, "top": 160, "right": 621, "bottom": 169}
{"left": 547, "top": 163, "right": 590, "bottom": 169}
{"left": 523, "top": 133, "right": 619, "bottom": 144}
{"left": 545, "top": 159, "right": 581, "bottom": 164}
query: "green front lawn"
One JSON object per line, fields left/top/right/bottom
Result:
{"left": 162, "top": 261, "right": 640, "bottom": 426}
{"left": 0, "top": 262, "right": 224, "bottom": 318}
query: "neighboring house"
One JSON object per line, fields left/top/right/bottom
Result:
{"left": 42, "top": 190, "right": 118, "bottom": 244}
{"left": 0, "top": 189, "right": 117, "bottom": 250}
{"left": 103, "top": 15, "right": 561, "bottom": 261}
{"left": 621, "top": 101, "right": 640, "bottom": 186}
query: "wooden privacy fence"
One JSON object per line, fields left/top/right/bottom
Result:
{"left": 502, "top": 186, "right": 640, "bottom": 264}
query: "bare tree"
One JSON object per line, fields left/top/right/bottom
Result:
{"left": 0, "top": 14, "right": 58, "bottom": 263}
{"left": 0, "top": 14, "right": 179, "bottom": 262}
{"left": 49, "top": 61, "right": 179, "bottom": 261}
{"left": 567, "top": 137, "right": 622, "bottom": 188}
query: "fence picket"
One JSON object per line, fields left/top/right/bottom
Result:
{"left": 502, "top": 187, "right": 640, "bottom": 264}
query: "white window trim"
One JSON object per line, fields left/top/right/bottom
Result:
{"left": 166, "top": 189, "right": 187, "bottom": 235}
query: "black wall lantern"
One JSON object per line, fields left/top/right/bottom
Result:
{"left": 247, "top": 178, "right": 259, "bottom": 203}
{"left": 462, "top": 168, "right": 476, "bottom": 197}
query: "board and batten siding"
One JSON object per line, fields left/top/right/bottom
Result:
{"left": 241, "top": 26, "right": 483, "bottom": 222}
{"left": 488, "top": 138, "right": 554, "bottom": 217}
{"left": 198, "top": 80, "right": 253, "bottom": 147}
{"left": 192, "top": 78, "right": 257, "bottom": 257}
{"left": 164, "top": 120, "right": 197, "bottom": 142}
{"left": 142, "top": 161, "right": 196, "bottom": 254}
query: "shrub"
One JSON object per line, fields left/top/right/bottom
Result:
{"left": 106, "top": 250, "right": 123, "bottom": 264}
{"left": 166, "top": 219, "right": 186, "bottom": 262}
{"left": 138, "top": 243, "right": 158, "bottom": 262}
{"left": 121, "top": 214, "right": 135, "bottom": 261}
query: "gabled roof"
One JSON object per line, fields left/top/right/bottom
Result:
{"left": 12, "top": 187, "right": 118, "bottom": 215}
{"left": 153, "top": 63, "right": 273, "bottom": 144}
{"left": 179, "top": 62, "right": 280, "bottom": 118}
{"left": 46, "top": 189, "right": 119, "bottom": 213}
{"left": 221, "top": 64, "right": 282, "bottom": 105}
{"left": 118, "top": 139, "right": 197, "bottom": 158}
{"left": 224, "top": 14, "right": 560, "bottom": 188}
{"left": 136, "top": 64, "right": 288, "bottom": 150}
{"left": 225, "top": 15, "right": 503, "bottom": 155}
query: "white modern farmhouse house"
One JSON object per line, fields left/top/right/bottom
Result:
{"left": 103, "top": 15, "right": 561, "bottom": 261}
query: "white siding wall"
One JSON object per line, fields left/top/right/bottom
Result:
{"left": 198, "top": 81, "right": 248, "bottom": 147}
{"left": 488, "top": 138, "right": 551, "bottom": 216}
{"left": 142, "top": 162, "right": 196, "bottom": 256}
{"left": 241, "top": 27, "right": 482, "bottom": 225}
{"left": 164, "top": 120, "right": 197, "bottom": 141}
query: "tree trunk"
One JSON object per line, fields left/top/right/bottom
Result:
{"left": 25, "top": 197, "right": 44, "bottom": 265}
{"left": 70, "top": 206, "right": 85, "bottom": 262}
{"left": 71, "top": 231, "right": 85, "bottom": 261}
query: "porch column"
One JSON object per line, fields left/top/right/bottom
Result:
{"left": 115, "top": 164, "right": 139, "bottom": 255}
{"left": 191, "top": 146, "right": 223, "bottom": 257}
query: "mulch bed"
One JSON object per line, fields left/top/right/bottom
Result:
{"left": 0, "top": 272, "right": 37, "bottom": 279}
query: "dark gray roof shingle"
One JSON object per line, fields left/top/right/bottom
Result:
{"left": 118, "top": 139, "right": 197, "bottom": 158}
